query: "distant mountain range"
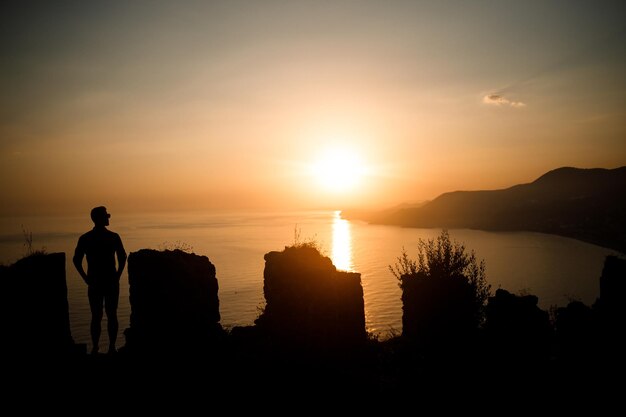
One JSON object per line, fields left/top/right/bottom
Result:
{"left": 342, "top": 167, "right": 626, "bottom": 253}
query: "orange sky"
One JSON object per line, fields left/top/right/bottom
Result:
{"left": 1, "top": 1, "right": 625, "bottom": 216}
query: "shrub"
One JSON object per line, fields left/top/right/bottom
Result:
{"left": 390, "top": 230, "right": 490, "bottom": 345}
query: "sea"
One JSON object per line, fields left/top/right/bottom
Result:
{"left": 0, "top": 210, "right": 617, "bottom": 350}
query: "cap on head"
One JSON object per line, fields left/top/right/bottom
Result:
{"left": 90, "top": 206, "right": 110, "bottom": 225}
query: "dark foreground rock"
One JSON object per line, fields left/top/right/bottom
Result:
{"left": 0, "top": 253, "right": 76, "bottom": 357}
{"left": 485, "top": 288, "right": 553, "bottom": 361}
{"left": 593, "top": 255, "right": 626, "bottom": 356}
{"left": 3, "top": 251, "right": 624, "bottom": 401}
{"left": 255, "top": 245, "right": 366, "bottom": 352}
{"left": 124, "top": 249, "right": 223, "bottom": 353}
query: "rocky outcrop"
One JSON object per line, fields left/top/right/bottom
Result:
{"left": 124, "top": 249, "right": 222, "bottom": 353}
{"left": 255, "top": 245, "right": 366, "bottom": 351}
{"left": 0, "top": 253, "right": 75, "bottom": 356}
{"left": 555, "top": 301, "right": 594, "bottom": 359}
{"left": 593, "top": 255, "right": 626, "bottom": 355}
{"left": 485, "top": 289, "right": 552, "bottom": 360}
{"left": 597, "top": 255, "right": 626, "bottom": 313}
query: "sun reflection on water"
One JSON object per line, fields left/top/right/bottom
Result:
{"left": 331, "top": 210, "right": 353, "bottom": 271}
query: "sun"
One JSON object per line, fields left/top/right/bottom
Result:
{"left": 311, "top": 148, "right": 365, "bottom": 192}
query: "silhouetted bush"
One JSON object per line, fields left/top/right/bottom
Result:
{"left": 390, "top": 230, "right": 490, "bottom": 350}
{"left": 255, "top": 245, "right": 366, "bottom": 352}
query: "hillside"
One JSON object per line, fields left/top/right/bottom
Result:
{"left": 342, "top": 167, "right": 626, "bottom": 253}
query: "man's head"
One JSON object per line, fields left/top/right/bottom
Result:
{"left": 90, "top": 206, "right": 110, "bottom": 227}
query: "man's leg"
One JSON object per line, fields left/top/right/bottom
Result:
{"left": 104, "top": 283, "right": 120, "bottom": 354}
{"left": 88, "top": 286, "right": 104, "bottom": 354}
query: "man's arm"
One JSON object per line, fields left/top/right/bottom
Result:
{"left": 116, "top": 235, "right": 127, "bottom": 279}
{"left": 72, "top": 238, "right": 89, "bottom": 284}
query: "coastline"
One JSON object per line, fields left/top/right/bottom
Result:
{"left": 341, "top": 211, "right": 625, "bottom": 254}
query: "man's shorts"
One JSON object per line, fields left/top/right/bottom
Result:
{"left": 88, "top": 279, "right": 120, "bottom": 312}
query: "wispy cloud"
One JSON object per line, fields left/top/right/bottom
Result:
{"left": 482, "top": 94, "right": 526, "bottom": 108}
{"left": 575, "top": 113, "right": 610, "bottom": 124}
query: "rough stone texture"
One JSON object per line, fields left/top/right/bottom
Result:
{"left": 593, "top": 255, "right": 626, "bottom": 355}
{"left": 0, "top": 253, "right": 74, "bottom": 356}
{"left": 255, "top": 246, "right": 366, "bottom": 351}
{"left": 598, "top": 255, "right": 626, "bottom": 311}
{"left": 124, "top": 249, "right": 221, "bottom": 352}
{"left": 555, "top": 300, "right": 594, "bottom": 359}
{"left": 485, "top": 289, "right": 552, "bottom": 360}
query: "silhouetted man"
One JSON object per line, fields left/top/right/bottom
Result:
{"left": 73, "top": 206, "right": 126, "bottom": 355}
